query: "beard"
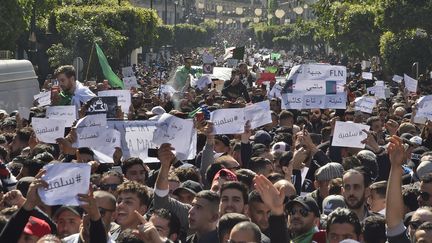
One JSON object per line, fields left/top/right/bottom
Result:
{"left": 345, "top": 194, "right": 366, "bottom": 209}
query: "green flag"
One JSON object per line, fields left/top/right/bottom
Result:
{"left": 95, "top": 43, "right": 124, "bottom": 89}
{"left": 265, "top": 66, "right": 278, "bottom": 74}
{"left": 271, "top": 52, "right": 281, "bottom": 60}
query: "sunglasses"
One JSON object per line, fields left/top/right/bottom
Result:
{"left": 288, "top": 207, "right": 310, "bottom": 217}
{"left": 419, "top": 191, "right": 430, "bottom": 201}
{"left": 409, "top": 220, "right": 424, "bottom": 230}
{"left": 98, "top": 207, "right": 115, "bottom": 217}
{"left": 99, "top": 184, "right": 119, "bottom": 191}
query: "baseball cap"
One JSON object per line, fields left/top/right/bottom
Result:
{"left": 213, "top": 168, "right": 238, "bottom": 182}
{"left": 215, "top": 135, "right": 231, "bottom": 147}
{"left": 315, "top": 162, "right": 344, "bottom": 181}
{"left": 173, "top": 180, "right": 203, "bottom": 196}
{"left": 271, "top": 142, "right": 291, "bottom": 153}
{"left": 23, "top": 216, "right": 51, "bottom": 238}
{"left": 417, "top": 160, "right": 432, "bottom": 180}
{"left": 250, "top": 130, "right": 272, "bottom": 147}
{"left": 286, "top": 196, "right": 320, "bottom": 217}
{"left": 410, "top": 136, "right": 422, "bottom": 146}
{"left": 322, "top": 195, "right": 346, "bottom": 215}
{"left": 53, "top": 206, "right": 83, "bottom": 220}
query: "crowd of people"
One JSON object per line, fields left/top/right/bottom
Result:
{"left": 0, "top": 45, "right": 432, "bottom": 243}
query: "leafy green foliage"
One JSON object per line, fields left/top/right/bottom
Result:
{"left": 47, "top": 4, "right": 159, "bottom": 78}
{"left": 174, "top": 24, "right": 208, "bottom": 48}
{"left": 378, "top": 0, "right": 432, "bottom": 34}
{"left": 0, "top": 1, "right": 26, "bottom": 50}
{"left": 380, "top": 30, "right": 432, "bottom": 74}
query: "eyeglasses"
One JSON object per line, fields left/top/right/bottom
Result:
{"left": 409, "top": 220, "right": 424, "bottom": 230}
{"left": 99, "top": 184, "right": 119, "bottom": 191}
{"left": 98, "top": 207, "right": 115, "bottom": 217}
{"left": 288, "top": 207, "right": 310, "bottom": 217}
{"left": 419, "top": 191, "right": 430, "bottom": 201}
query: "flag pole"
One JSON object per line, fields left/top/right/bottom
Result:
{"left": 85, "top": 44, "right": 95, "bottom": 82}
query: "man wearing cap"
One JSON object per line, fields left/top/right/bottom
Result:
{"left": 54, "top": 206, "right": 83, "bottom": 238}
{"left": 19, "top": 216, "right": 52, "bottom": 243}
{"left": 172, "top": 180, "right": 203, "bottom": 205}
{"left": 286, "top": 196, "right": 323, "bottom": 243}
{"left": 309, "top": 162, "right": 344, "bottom": 212}
{"left": 322, "top": 195, "right": 346, "bottom": 216}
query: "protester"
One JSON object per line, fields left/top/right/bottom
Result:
{"left": 2, "top": 41, "right": 432, "bottom": 243}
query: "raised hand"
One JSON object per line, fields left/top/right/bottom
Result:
{"left": 78, "top": 187, "right": 100, "bottom": 221}
{"left": 254, "top": 175, "right": 285, "bottom": 215}
{"left": 388, "top": 136, "right": 405, "bottom": 168}
{"left": 23, "top": 170, "right": 48, "bottom": 211}
{"left": 134, "top": 211, "right": 165, "bottom": 243}
{"left": 2, "top": 190, "right": 26, "bottom": 207}
{"left": 385, "top": 119, "right": 399, "bottom": 136}
{"left": 158, "top": 143, "right": 176, "bottom": 168}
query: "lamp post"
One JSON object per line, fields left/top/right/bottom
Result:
{"left": 150, "top": 0, "right": 153, "bottom": 9}
{"left": 28, "top": 0, "right": 37, "bottom": 63}
{"left": 164, "top": 0, "right": 168, "bottom": 24}
{"left": 174, "top": 0, "right": 178, "bottom": 48}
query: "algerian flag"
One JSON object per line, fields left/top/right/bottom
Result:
{"left": 95, "top": 43, "right": 124, "bottom": 89}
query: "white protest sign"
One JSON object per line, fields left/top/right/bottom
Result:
{"left": 152, "top": 113, "right": 195, "bottom": 160}
{"left": 375, "top": 81, "right": 384, "bottom": 86}
{"left": 414, "top": 95, "right": 432, "bottom": 124}
{"left": 354, "top": 96, "right": 377, "bottom": 114}
{"left": 244, "top": 101, "right": 272, "bottom": 129}
{"left": 194, "top": 75, "right": 212, "bottom": 90}
{"left": 268, "top": 83, "right": 283, "bottom": 99}
{"left": 203, "top": 53, "right": 215, "bottom": 64}
{"left": 332, "top": 121, "right": 370, "bottom": 148}
{"left": 210, "top": 108, "right": 245, "bottom": 134}
{"left": 362, "top": 72, "right": 373, "bottom": 80}
{"left": 404, "top": 74, "right": 418, "bottom": 93}
{"left": 367, "top": 86, "right": 386, "bottom": 99}
{"left": 98, "top": 90, "right": 131, "bottom": 114}
{"left": 75, "top": 114, "right": 107, "bottom": 128}
{"left": 38, "top": 163, "right": 91, "bottom": 206}
{"left": 392, "top": 75, "right": 403, "bottom": 83}
{"left": 34, "top": 92, "right": 51, "bottom": 107}
{"left": 283, "top": 64, "right": 347, "bottom": 109}
{"left": 324, "top": 94, "right": 347, "bottom": 109}
{"left": 76, "top": 127, "right": 120, "bottom": 162}
{"left": 18, "top": 107, "right": 31, "bottom": 120}
{"left": 123, "top": 76, "right": 138, "bottom": 90}
{"left": 281, "top": 93, "right": 303, "bottom": 110}
{"left": 107, "top": 120, "right": 159, "bottom": 162}
{"left": 122, "top": 66, "right": 134, "bottom": 77}
{"left": 46, "top": 105, "right": 77, "bottom": 127}
{"left": 32, "top": 118, "right": 65, "bottom": 143}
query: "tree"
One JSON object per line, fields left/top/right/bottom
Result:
{"left": 0, "top": 1, "right": 26, "bottom": 51}
{"left": 378, "top": 0, "right": 432, "bottom": 34}
{"left": 174, "top": 24, "right": 208, "bottom": 48}
{"left": 312, "top": 0, "right": 381, "bottom": 58}
{"left": 47, "top": 4, "right": 160, "bottom": 79}
{"left": 380, "top": 30, "right": 432, "bottom": 75}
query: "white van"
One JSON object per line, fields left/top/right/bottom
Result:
{"left": 0, "top": 60, "right": 40, "bottom": 113}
